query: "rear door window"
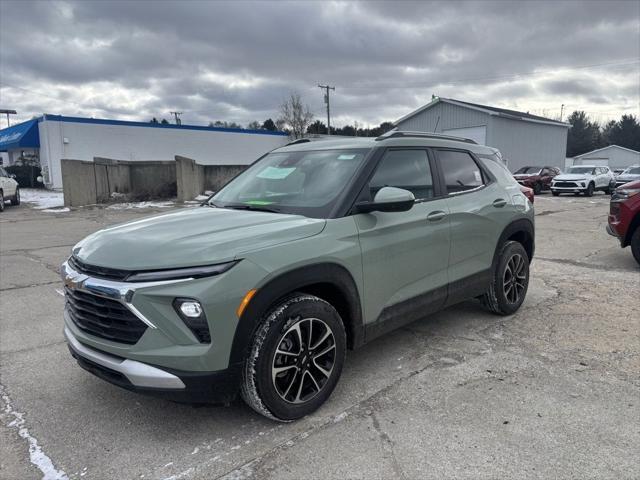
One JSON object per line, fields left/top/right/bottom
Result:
{"left": 437, "top": 150, "right": 484, "bottom": 194}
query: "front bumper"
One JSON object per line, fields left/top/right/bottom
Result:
{"left": 65, "top": 325, "right": 242, "bottom": 403}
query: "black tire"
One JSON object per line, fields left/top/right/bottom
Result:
{"left": 533, "top": 182, "right": 542, "bottom": 195}
{"left": 605, "top": 181, "right": 615, "bottom": 195}
{"left": 10, "top": 187, "right": 20, "bottom": 206}
{"left": 585, "top": 182, "right": 594, "bottom": 197}
{"left": 631, "top": 227, "right": 640, "bottom": 266}
{"left": 241, "top": 293, "right": 346, "bottom": 421}
{"left": 480, "top": 241, "right": 530, "bottom": 315}
{"left": 0, "top": 191, "right": 4, "bottom": 212}
{"left": 552, "top": 190, "right": 560, "bottom": 197}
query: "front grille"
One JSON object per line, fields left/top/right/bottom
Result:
{"left": 68, "top": 256, "right": 131, "bottom": 282}
{"left": 554, "top": 181, "right": 578, "bottom": 188}
{"left": 65, "top": 287, "right": 147, "bottom": 344}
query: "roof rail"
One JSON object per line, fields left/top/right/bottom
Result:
{"left": 375, "top": 130, "right": 477, "bottom": 144}
{"left": 285, "top": 138, "right": 312, "bottom": 146}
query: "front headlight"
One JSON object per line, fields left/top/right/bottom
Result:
{"left": 613, "top": 188, "right": 640, "bottom": 200}
{"left": 126, "top": 260, "right": 239, "bottom": 282}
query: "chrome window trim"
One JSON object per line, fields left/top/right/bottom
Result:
{"left": 61, "top": 260, "right": 193, "bottom": 329}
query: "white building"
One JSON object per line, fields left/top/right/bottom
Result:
{"left": 0, "top": 115, "right": 289, "bottom": 189}
{"left": 394, "top": 97, "right": 570, "bottom": 172}
{"left": 567, "top": 145, "right": 640, "bottom": 170}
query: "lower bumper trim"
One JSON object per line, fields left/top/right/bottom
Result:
{"left": 64, "top": 327, "right": 186, "bottom": 389}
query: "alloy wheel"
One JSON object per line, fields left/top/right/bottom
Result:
{"left": 502, "top": 253, "right": 527, "bottom": 304}
{"left": 272, "top": 317, "right": 336, "bottom": 404}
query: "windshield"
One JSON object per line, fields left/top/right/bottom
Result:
{"left": 623, "top": 167, "right": 640, "bottom": 175}
{"left": 211, "top": 148, "right": 370, "bottom": 218}
{"left": 514, "top": 167, "right": 540, "bottom": 174}
{"left": 567, "top": 167, "right": 595, "bottom": 175}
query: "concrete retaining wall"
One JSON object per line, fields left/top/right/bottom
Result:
{"left": 62, "top": 156, "right": 246, "bottom": 206}
{"left": 62, "top": 157, "right": 176, "bottom": 206}
{"left": 175, "top": 156, "right": 246, "bottom": 202}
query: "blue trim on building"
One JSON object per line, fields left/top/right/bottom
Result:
{"left": 0, "top": 119, "right": 40, "bottom": 151}
{"left": 40, "top": 114, "right": 288, "bottom": 136}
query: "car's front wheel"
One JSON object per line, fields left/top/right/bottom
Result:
{"left": 10, "top": 187, "right": 20, "bottom": 206}
{"left": 584, "top": 182, "right": 595, "bottom": 197}
{"left": 0, "top": 191, "right": 4, "bottom": 212}
{"left": 533, "top": 182, "right": 542, "bottom": 195}
{"left": 552, "top": 190, "right": 559, "bottom": 196}
{"left": 241, "top": 293, "right": 346, "bottom": 421}
{"left": 480, "top": 241, "right": 530, "bottom": 315}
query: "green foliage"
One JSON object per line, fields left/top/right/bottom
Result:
{"left": 567, "top": 111, "right": 640, "bottom": 156}
{"left": 6, "top": 164, "right": 42, "bottom": 187}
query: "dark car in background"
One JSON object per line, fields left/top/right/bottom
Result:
{"left": 513, "top": 166, "right": 560, "bottom": 194}
{"left": 607, "top": 179, "right": 640, "bottom": 265}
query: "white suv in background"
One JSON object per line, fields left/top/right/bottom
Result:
{"left": 551, "top": 165, "right": 616, "bottom": 197}
{"left": 0, "top": 166, "right": 20, "bottom": 212}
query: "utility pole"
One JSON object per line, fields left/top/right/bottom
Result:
{"left": 318, "top": 85, "right": 335, "bottom": 135}
{"left": 0, "top": 109, "right": 17, "bottom": 128}
{"left": 170, "top": 111, "right": 182, "bottom": 125}
{"left": 560, "top": 104, "right": 565, "bottom": 122}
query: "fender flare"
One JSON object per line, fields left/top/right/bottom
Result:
{"left": 493, "top": 218, "right": 535, "bottom": 266}
{"left": 229, "top": 262, "right": 363, "bottom": 364}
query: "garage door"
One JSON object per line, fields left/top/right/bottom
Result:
{"left": 442, "top": 126, "right": 486, "bottom": 145}
{"left": 576, "top": 157, "right": 609, "bottom": 166}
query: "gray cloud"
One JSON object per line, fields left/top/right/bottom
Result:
{"left": 0, "top": 0, "right": 638, "bottom": 127}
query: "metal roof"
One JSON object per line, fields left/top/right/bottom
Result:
{"left": 395, "top": 97, "right": 570, "bottom": 128}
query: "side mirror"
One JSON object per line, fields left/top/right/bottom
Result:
{"left": 9, "top": 173, "right": 16, "bottom": 179}
{"left": 355, "top": 186, "right": 415, "bottom": 213}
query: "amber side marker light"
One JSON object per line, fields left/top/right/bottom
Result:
{"left": 237, "top": 289, "right": 257, "bottom": 318}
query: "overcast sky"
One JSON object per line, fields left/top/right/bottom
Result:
{"left": 0, "top": 0, "right": 638, "bottom": 129}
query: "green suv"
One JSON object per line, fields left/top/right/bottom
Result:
{"left": 62, "top": 132, "right": 534, "bottom": 421}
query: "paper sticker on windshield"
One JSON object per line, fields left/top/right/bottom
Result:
{"left": 474, "top": 170, "right": 482, "bottom": 182}
{"left": 337, "top": 154, "right": 356, "bottom": 160}
{"left": 257, "top": 166, "right": 296, "bottom": 180}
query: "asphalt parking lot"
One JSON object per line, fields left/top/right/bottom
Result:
{"left": 1, "top": 192, "right": 638, "bottom": 480}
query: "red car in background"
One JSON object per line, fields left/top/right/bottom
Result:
{"left": 607, "top": 179, "right": 640, "bottom": 265}
{"left": 513, "top": 166, "right": 561, "bottom": 195}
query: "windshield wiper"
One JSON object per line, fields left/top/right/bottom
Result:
{"left": 223, "top": 204, "right": 281, "bottom": 213}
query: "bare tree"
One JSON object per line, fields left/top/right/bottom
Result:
{"left": 278, "top": 92, "right": 314, "bottom": 139}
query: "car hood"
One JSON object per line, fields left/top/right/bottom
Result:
{"left": 554, "top": 173, "right": 592, "bottom": 181}
{"left": 617, "top": 174, "right": 640, "bottom": 182}
{"left": 73, "top": 207, "right": 326, "bottom": 270}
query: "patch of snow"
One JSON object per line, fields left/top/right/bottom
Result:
{"left": 1, "top": 385, "right": 68, "bottom": 479}
{"left": 190, "top": 447, "right": 199, "bottom": 455}
{"left": 106, "top": 201, "right": 175, "bottom": 210}
{"left": 41, "top": 207, "right": 70, "bottom": 213}
{"left": 20, "top": 188, "right": 64, "bottom": 210}
{"left": 333, "top": 411, "right": 349, "bottom": 423}
{"left": 194, "top": 195, "right": 209, "bottom": 201}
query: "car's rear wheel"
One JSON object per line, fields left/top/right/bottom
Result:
{"left": 241, "top": 293, "right": 346, "bottom": 421}
{"left": 533, "top": 182, "right": 542, "bottom": 195}
{"left": 480, "top": 241, "right": 530, "bottom": 315}
{"left": 585, "top": 182, "right": 594, "bottom": 197}
{"left": 10, "top": 187, "right": 20, "bottom": 206}
{"left": 631, "top": 227, "right": 640, "bottom": 266}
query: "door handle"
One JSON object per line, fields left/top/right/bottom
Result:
{"left": 492, "top": 198, "right": 507, "bottom": 208}
{"left": 427, "top": 211, "right": 447, "bottom": 222}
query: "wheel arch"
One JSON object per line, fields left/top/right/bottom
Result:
{"left": 229, "top": 262, "right": 364, "bottom": 365}
{"left": 623, "top": 212, "right": 640, "bottom": 248}
{"left": 494, "top": 218, "right": 535, "bottom": 265}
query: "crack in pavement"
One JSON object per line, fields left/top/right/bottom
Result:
{"left": 370, "top": 411, "right": 406, "bottom": 480}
